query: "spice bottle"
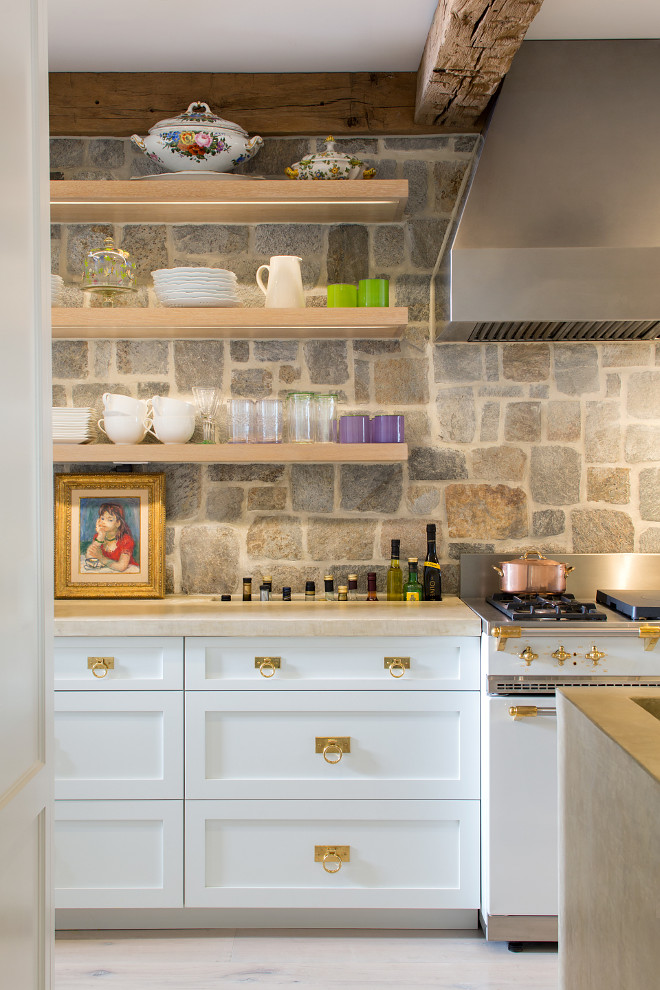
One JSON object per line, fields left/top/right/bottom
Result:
{"left": 305, "top": 580, "right": 316, "bottom": 601}
{"left": 366, "top": 572, "right": 378, "bottom": 602}
{"left": 242, "top": 577, "right": 252, "bottom": 602}
{"left": 282, "top": 586, "right": 292, "bottom": 602}
{"left": 324, "top": 574, "right": 335, "bottom": 602}
{"left": 347, "top": 574, "right": 358, "bottom": 601}
{"left": 337, "top": 585, "right": 348, "bottom": 602}
{"left": 259, "top": 584, "right": 270, "bottom": 602}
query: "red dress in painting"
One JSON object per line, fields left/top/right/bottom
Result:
{"left": 96, "top": 532, "right": 137, "bottom": 567}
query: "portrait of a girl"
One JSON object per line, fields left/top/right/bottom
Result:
{"left": 82, "top": 500, "right": 140, "bottom": 573}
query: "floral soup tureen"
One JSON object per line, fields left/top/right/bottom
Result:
{"left": 285, "top": 136, "right": 376, "bottom": 180}
{"left": 131, "top": 101, "right": 263, "bottom": 173}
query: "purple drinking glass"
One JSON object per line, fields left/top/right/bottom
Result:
{"left": 371, "top": 414, "right": 405, "bottom": 443}
{"left": 339, "top": 415, "right": 371, "bottom": 443}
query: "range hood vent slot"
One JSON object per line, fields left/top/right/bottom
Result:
{"left": 456, "top": 320, "right": 660, "bottom": 343}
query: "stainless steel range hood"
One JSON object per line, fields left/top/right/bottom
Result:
{"left": 445, "top": 40, "right": 660, "bottom": 342}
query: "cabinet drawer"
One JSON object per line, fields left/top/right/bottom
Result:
{"left": 185, "top": 691, "right": 479, "bottom": 800}
{"left": 54, "top": 692, "right": 183, "bottom": 800}
{"left": 54, "top": 637, "right": 183, "bottom": 690}
{"left": 54, "top": 800, "right": 183, "bottom": 909}
{"left": 185, "top": 799, "right": 479, "bottom": 910}
{"left": 185, "top": 636, "right": 479, "bottom": 691}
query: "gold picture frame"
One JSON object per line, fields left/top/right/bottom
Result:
{"left": 55, "top": 473, "right": 165, "bottom": 599}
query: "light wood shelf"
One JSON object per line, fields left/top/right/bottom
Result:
{"left": 50, "top": 179, "right": 408, "bottom": 224}
{"left": 51, "top": 307, "right": 407, "bottom": 340}
{"left": 53, "top": 443, "right": 409, "bottom": 464}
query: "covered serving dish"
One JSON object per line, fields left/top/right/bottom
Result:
{"left": 285, "top": 136, "right": 376, "bottom": 180}
{"left": 131, "top": 101, "right": 263, "bottom": 173}
{"left": 82, "top": 236, "right": 136, "bottom": 304}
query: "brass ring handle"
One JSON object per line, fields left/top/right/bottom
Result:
{"left": 259, "top": 659, "right": 276, "bottom": 678}
{"left": 91, "top": 660, "right": 109, "bottom": 678}
{"left": 389, "top": 660, "right": 405, "bottom": 678}
{"left": 322, "top": 850, "right": 343, "bottom": 873}
{"left": 323, "top": 740, "right": 343, "bottom": 764}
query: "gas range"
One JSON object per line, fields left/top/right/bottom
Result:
{"left": 460, "top": 553, "right": 660, "bottom": 690}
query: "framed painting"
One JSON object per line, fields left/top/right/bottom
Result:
{"left": 55, "top": 473, "right": 165, "bottom": 599}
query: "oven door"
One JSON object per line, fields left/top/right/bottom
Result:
{"left": 482, "top": 692, "right": 558, "bottom": 933}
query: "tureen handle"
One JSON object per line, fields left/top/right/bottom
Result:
{"left": 186, "top": 101, "right": 211, "bottom": 114}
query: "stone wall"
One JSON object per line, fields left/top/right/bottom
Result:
{"left": 51, "top": 136, "right": 660, "bottom": 597}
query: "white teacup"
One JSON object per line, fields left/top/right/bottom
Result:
{"left": 148, "top": 414, "right": 195, "bottom": 444}
{"left": 102, "top": 393, "right": 150, "bottom": 418}
{"left": 98, "top": 412, "right": 150, "bottom": 445}
{"left": 151, "top": 395, "right": 195, "bottom": 417}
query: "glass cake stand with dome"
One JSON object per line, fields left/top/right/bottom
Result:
{"left": 81, "top": 236, "right": 137, "bottom": 306}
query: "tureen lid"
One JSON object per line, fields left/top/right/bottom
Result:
{"left": 148, "top": 101, "right": 249, "bottom": 137}
{"left": 301, "top": 136, "right": 364, "bottom": 166}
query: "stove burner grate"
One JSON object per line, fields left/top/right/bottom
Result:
{"left": 486, "top": 592, "right": 608, "bottom": 621}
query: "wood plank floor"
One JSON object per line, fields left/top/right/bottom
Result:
{"left": 55, "top": 929, "right": 558, "bottom": 989}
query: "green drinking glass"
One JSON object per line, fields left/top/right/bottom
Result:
{"left": 327, "top": 283, "right": 358, "bottom": 307}
{"left": 357, "top": 278, "right": 389, "bottom": 307}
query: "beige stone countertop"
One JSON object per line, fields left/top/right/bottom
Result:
{"left": 53, "top": 595, "right": 481, "bottom": 638}
{"left": 558, "top": 687, "right": 660, "bottom": 784}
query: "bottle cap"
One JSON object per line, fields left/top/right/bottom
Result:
{"left": 324, "top": 574, "right": 334, "bottom": 581}
{"left": 391, "top": 539, "right": 400, "bottom": 555}
{"left": 338, "top": 586, "right": 348, "bottom": 593}
{"left": 408, "top": 557, "right": 418, "bottom": 563}
{"left": 220, "top": 594, "right": 231, "bottom": 601}
{"left": 259, "top": 585, "right": 269, "bottom": 591}
{"left": 426, "top": 523, "right": 436, "bottom": 537}
{"left": 348, "top": 573, "right": 358, "bottom": 581}
{"left": 243, "top": 577, "right": 252, "bottom": 584}
{"left": 305, "top": 580, "right": 315, "bottom": 592}
{"left": 263, "top": 574, "right": 272, "bottom": 582}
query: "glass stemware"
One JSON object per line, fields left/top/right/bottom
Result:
{"left": 192, "top": 386, "right": 220, "bottom": 444}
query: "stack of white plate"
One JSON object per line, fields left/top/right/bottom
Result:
{"left": 151, "top": 267, "right": 240, "bottom": 308}
{"left": 53, "top": 407, "right": 93, "bottom": 444}
{"left": 51, "top": 274, "right": 64, "bottom": 306}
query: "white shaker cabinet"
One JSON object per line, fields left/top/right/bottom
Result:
{"left": 54, "top": 631, "right": 481, "bottom": 922}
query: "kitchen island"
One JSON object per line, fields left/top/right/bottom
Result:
{"left": 53, "top": 596, "right": 482, "bottom": 930}
{"left": 557, "top": 687, "right": 660, "bottom": 989}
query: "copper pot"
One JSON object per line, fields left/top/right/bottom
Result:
{"left": 492, "top": 550, "right": 575, "bottom": 594}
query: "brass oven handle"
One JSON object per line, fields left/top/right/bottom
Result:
{"left": 87, "top": 656, "right": 114, "bottom": 678}
{"left": 509, "top": 706, "right": 556, "bottom": 720}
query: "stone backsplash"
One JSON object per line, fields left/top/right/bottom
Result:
{"left": 51, "top": 136, "right": 660, "bottom": 597}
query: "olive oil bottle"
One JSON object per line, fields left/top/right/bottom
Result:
{"left": 386, "top": 539, "right": 404, "bottom": 601}
{"left": 404, "top": 558, "right": 423, "bottom": 602}
{"left": 422, "top": 523, "right": 442, "bottom": 601}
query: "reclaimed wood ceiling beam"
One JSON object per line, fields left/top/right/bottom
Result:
{"left": 49, "top": 71, "right": 480, "bottom": 137}
{"left": 415, "top": 0, "right": 545, "bottom": 128}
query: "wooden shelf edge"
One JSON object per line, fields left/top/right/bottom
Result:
{"left": 50, "top": 178, "right": 408, "bottom": 223}
{"left": 53, "top": 443, "right": 409, "bottom": 464}
{"left": 51, "top": 307, "right": 408, "bottom": 340}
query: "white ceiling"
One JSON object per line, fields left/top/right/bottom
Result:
{"left": 47, "top": 0, "right": 660, "bottom": 73}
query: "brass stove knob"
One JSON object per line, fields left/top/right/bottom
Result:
{"left": 518, "top": 646, "right": 538, "bottom": 666}
{"left": 552, "top": 645, "right": 571, "bottom": 665}
{"left": 585, "top": 644, "right": 606, "bottom": 665}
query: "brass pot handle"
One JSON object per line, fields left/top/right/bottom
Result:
{"left": 323, "top": 850, "right": 343, "bottom": 873}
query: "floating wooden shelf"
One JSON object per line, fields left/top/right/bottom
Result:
{"left": 50, "top": 179, "right": 408, "bottom": 224}
{"left": 51, "top": 307, "right": 408, "bottom": 340}
{"left": 53, "top": 443, "right": 409, "bottom": 464}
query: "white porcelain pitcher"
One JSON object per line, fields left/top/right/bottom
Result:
{"left": 256, "top": 256, "right": 304, "bottom": 308}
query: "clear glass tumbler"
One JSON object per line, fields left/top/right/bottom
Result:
{"left": 315, "top": 392, "right": 339, "bottom": 442}
{"left": 228, "top": 398, "right": 254, "bottom": 443}
{"left": 254, "top": 398, "right": 283, "bottom": 443}
{"left": 192, "top": 385, "right": 220, "bottom": 444}
{"left": 286, "top": 392, "right": 314, "bottom": 443}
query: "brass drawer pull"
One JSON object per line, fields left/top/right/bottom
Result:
{"left": 384, "top": 656, "right": 410, "bottom": 678}
{"left": 254, "top": 656, "right": 281, "bottom": 678}
{"left": 509, "top": 705, "right": 556, "bottom": 720}
{"left": 315, "top": 845, "right": 350, "bottom": 873}
{"left": 315, "top": 736, "right": 350, "bottom": 764}
{"left": 87, "top": 656, "right": 114, "bottom": 678}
